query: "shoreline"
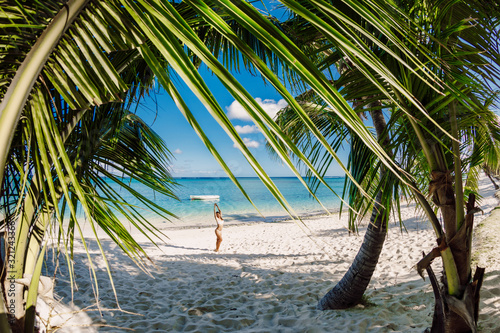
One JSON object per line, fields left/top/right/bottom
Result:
{"left": 42, "top": 176, "right": 500, "bottom": 332}
{"left": 156, "top": 207, "right": 346, "bottom": 231}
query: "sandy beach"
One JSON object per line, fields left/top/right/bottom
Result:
{"left": 40, "top": 175, "right": 500, "bottom": 332}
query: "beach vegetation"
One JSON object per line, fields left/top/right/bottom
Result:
{"left": 273, "top": 0, "right": 500, "bottom": 331}
{"left": 359, "top": 295, "right": 376, "bottom": 308}
{"left": 1, "top": 65, "right": 180, "bottom": 333}
{"left": 0, "top": 0, "right": 398, "bottom": 331}
{"left": 0, "top": 0, "right": 499, "bottom": 333}
{"left": 273, "top": 68, "right": 395, "bottom": 310}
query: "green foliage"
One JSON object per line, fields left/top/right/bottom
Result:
{"left": 1, "top": 0, "right": 499, "bottom": 331}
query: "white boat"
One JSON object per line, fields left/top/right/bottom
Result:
{"left": 190, "top": 195, "right": 220, "bottom": 200}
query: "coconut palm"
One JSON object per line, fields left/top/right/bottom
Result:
{"left": 1, "top": 0, "right": 497, "bottom": 332}
{"left": 274, "top": 0, "right": 500, "bottom": 330}
{"left": 270, "top": 2, "right": 414, "bottom": 311}
{"left": 1, "top": 84, "right": 183, "bottom": 331}
{"left": 386, "top": 2, "right": 500, "bottom": 330}
{"left": 0, "top": 1, "right": 422, "bottom": 331}
{"left": 274, "top": 97, "right": 397, "bottom": 310}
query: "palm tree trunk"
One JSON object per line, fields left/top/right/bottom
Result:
{"left": 318, "top": 105, "right": 391, "bottom": 310}
{"left": 484, "top": 169, "right": 499, "bottom": 190}
{"left": 427, "top": 194, "right": 484, "bottom": 333}
{"left": 0, "top": 0, "right": 90, "bottom": 191}
{"left": 318, "top": 191, "right": 388, "bottom": 309}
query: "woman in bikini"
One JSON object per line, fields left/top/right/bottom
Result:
{"left": 214, "top": 203, "right": 223, "bottom": 252}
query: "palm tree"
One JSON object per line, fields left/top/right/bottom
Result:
{"left": 1, "top": 1, "right": 418, "bottom": 331}
{"left": 2, "top": 0, "right": 498, "bottom": 332}
{"left": 1, "top": 82, "right": 182, "bottom": 331}
{"left": 275, "top": 0, "right": 500, "bottom": 330}
{"left": 272, "top": 89, "right": 398, "bottom": 309}
{"left": 270, "top": 3, "right": 413, "bottom": 310}
{"left": 389, "top": 2, "right": 500, "bottom": 330}
{"left": 318, "top": 105, "right": 396, "bottom": 310}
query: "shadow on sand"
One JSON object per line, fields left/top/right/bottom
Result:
{"left": 41, "top": 238, "right": 457, "bottom": 333}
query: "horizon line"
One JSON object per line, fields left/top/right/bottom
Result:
{"left": 173, "top": 176, "right": 344, "bottom": 179}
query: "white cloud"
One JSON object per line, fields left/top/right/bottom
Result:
{"left": 233, "top": 137, "right": 260, "bottom": 149}
{"left": 226, "top": 98, "right": 288, "bottom": 121}
{"left": 235, "top": 125, "right": 260, "bottom": 134}
{"left": 173, "top": 148, "right": 183, "bottom": 154}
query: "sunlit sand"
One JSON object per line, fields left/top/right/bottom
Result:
{"left": 40, "top": 175, "right": 500, "bottom": 332}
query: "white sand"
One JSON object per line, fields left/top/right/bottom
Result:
{"left": 43, "top": 175, "right": 500, "bottom": 332}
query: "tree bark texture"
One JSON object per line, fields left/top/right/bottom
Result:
{"left": 429, "top": 194, "right": 484, "bottom": 333}
{"left": 428, "top": 266, "right": 485, "bottom": 333}
{"left": 485, "top": 171, "right": 499, "bottom": 190}
{"left": 317, "top": 106, "right": 391, "bottom": 310}
{"left": 317, "top": 191, "right": 388, "bottom": 310}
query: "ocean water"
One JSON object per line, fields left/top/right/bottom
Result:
{"left": 112, "top": 177, "right": 346, "bottom": 226}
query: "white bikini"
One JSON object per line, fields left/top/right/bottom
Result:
{"left": 215, "top": 216, "right": 224, "bottom": 227}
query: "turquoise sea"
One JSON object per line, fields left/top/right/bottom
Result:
{"left": 117, "top": 177, "right": 346, "bottom": 226}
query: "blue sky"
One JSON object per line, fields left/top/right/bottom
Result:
{"left": 131, "top": 0, "right": 498, "bottom": 179}
{"left": 136, "top": 65, "right": 350, "bottom": 178}
{"left": 134, "top": 1, "right": 351, "bottom": 178}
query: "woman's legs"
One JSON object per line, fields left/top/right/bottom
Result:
{"left": 215, "top": 227, "right": 222, "bottom": 252}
